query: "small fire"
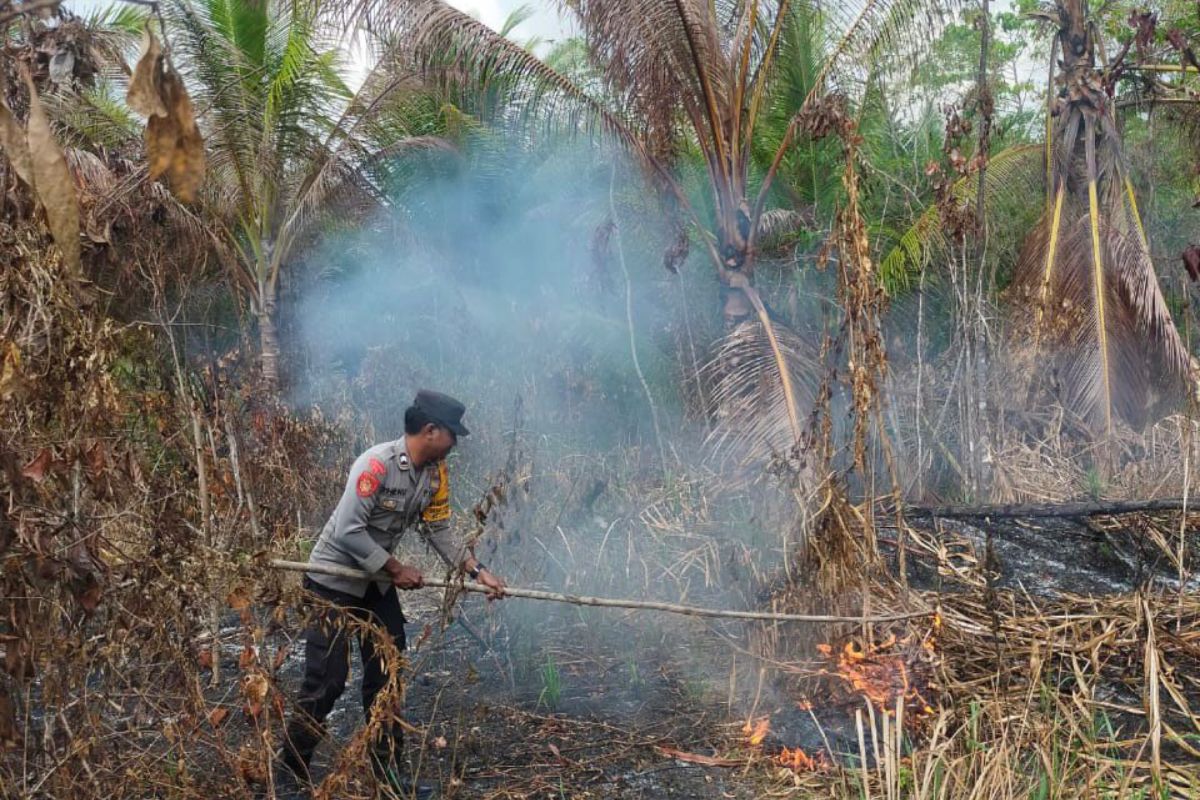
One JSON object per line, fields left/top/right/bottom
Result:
{"left": 816, "top": 627, "right": 939, "bottom": 721}
{"left": 742, "top": 717, "right": 826, "bottom": 772}
{"left": 775, "top": 746, "right": 824, "bottom": 772}
{"left": 742, "top": 716, "right": 770, "bottom": 746}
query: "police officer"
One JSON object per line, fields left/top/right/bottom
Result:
{"left": 276, "top": 390, "right": 506, "bottom": 799}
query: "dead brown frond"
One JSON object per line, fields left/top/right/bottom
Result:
{"left": 1005, "top": 0, "right": 1192, "bottom": 435}
{"left": 703, "top": 318, "right": 821, "bottom": 476}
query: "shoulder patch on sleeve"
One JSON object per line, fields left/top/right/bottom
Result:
{"left": 356, "top": 471, "right": 380, "bottom": 498}
{"left": 368, "top": 457, "right": 387, "bottom": 477}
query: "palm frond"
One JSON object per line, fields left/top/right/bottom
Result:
{"left": 752, "top": 0, "right": 964, "bottom": 223}
{"left": 1005, "top": 0, "right": 1193, "bottom": 432}
{"left": 755, "top": 206, "right": 813, "bottom": 250}
{"left": 703, "top": 319, "right": 821, "bottom": 470}
{"left": 349, "top": 0, "right": 650, "bottom": 160}
{"left": 45, "top": 81, "right": 142, "bottom": 150}
{"left": 83, "top": 2, "right": 151, "bottom": 37}
{"left": 878, "top": 144, "right": 1043, "bottom": 294}
{"left": 498, "top": 4, "right": 536, "bottom": 38}
{"left": 1009, "top": 196, "right": 1190, "bottom": 430}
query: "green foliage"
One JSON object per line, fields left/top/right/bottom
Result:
{"left": 82, "top": 2, "right": 150, "bottom": 36}
{"left": 625, "top": 657, "right": 644, "bottom": 696}
{"left": 537, "top": 653, "right": 562, "bottom": 711}
{"left": 877, "top": 144, "right": 1045, "bottom": 295}
{"left": 51, "top": 80, "right": 142, "bottom": 150}
{"left": 749, "top": 6, "right": 845, "bottom": 225}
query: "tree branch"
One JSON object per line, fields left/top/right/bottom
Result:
{"left": 270, "top": 559, "right": 931, "bottom": 624}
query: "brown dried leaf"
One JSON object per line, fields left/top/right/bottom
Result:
{"left": 21, "top": 449, "right": 53, "bottom": 482}
{"left": 242, "top": 673, "right": 269, "bottom": 718}
{"left": 83, "top": 440, "right": 106, "bottom": 480}
{"left": 0, "top": 342, "right": 22, "bottom": 401}
{"left": 238, "top": 645, "right": 256, "bottom": 670}
{"left": 271, "top": 644, "right": 290, "bottom": 671}
{"left": 1184, "top": 244, "right": 1200, "bottom": 282}
{"left": 145, "top": 111, "right": 175, "bottom": 181}
{"left": 655, "top": 746, "right": 746, "bottom": 767}
{"left": 207, "top": 706, "right": 230, "bottom": 727}
{"left": 76, "top": 575, "right": 103, "bottom": 614}
{"left": 125, "top": 449, "right": 146, "bottom": 489}
{"left": 237, "top": 744, "right": 267, "bottom": 784}
{"left": 146, "top": 69, "right": 205, "bottom": 203}
{"left": 169, "top": 103, "right": 204, "bottom": 201}
{"left": 0, "top": 688, "right": 21, "bottom": 749}
{"left": 244, "top": 674, "right": 268, "bottom": 703}
{"left": 24, "top": 74, "right": 81, "bottom": 279}
{"left": 0, "top": 100, "right": 33, "bottom": 188}
{"left": 226, "top": 585, "right": 251, "bottom": 610}
{"left": 126, "top": 26, "right": 167, "bottom": 118}
{"left": 197, "top": 647, "right": 214, "bottom": 670}
{"left": 4, "top": 638, "right": 32, "bottom": 679}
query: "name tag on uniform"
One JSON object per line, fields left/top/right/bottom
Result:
{"left": 380, "top": 499, "right": 398, "bottom": 510}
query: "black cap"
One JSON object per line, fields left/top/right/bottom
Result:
{"left": 414, "top": 389, "right": 470, "bottom": 437}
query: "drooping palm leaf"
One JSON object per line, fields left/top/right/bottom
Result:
{"left": 1007, "top": 0, "right": 1191, "bottom": 433}
{"left": 703, "top": 319, "right": 822, "bottom": 470}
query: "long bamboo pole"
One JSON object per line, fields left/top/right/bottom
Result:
{"left": 269, "top": 560, "right": 929, "bottom": 625}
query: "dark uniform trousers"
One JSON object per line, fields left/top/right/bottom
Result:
{"left": 281, "top": 575, "right": 407, "bottom": 776}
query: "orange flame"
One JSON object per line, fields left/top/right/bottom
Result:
{"left": 816, "top": 628, "right": 939, "bottom": 722}
{"left": 775, "top": 746, "right": 824, "bottom": 772}
{"left": 741, "top": 716, "right": 770, "bottom": 746}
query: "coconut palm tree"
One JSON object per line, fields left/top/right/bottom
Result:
{"left": 879, "top": 0, "right": 1195, "bottom": 434}
{"left": 159, "top": 0, "right": 452, "bottom": 388}
{"left": 349, "top": 0, "right": 958, "bottom": 444}
{"left": 1008, "top": 0, "right": 1192, "bottom": 434}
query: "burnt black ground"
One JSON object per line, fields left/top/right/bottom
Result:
{"left": 258, "top": 592, "right": 769, "bottom": 800}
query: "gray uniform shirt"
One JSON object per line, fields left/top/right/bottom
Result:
{"left": 307, "top": 438, "right": 466, "bottom": 597}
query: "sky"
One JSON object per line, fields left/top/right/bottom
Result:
{"left": 448, "top": 0, "right": 573, "bottom": 46}
{"left": 61, "top": 0, "right": 574, "bottom": 43}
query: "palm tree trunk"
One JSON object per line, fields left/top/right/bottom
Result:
{"left": 257, "top": 280, "right": 280, "bottom": 389}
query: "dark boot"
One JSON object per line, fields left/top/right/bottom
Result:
{"left": 279, "top": 713, "right": 323, "bottom": 780}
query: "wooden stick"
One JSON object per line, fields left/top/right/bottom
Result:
{"left": 902, "top": 497, "right": 1195, "bottom": 520}
{"left": 269, "top": 560, "right": 930, "bottom": 625}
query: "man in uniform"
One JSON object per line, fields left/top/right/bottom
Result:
{"left": 276, "top": 390, "right": 506, "bottom": 799}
